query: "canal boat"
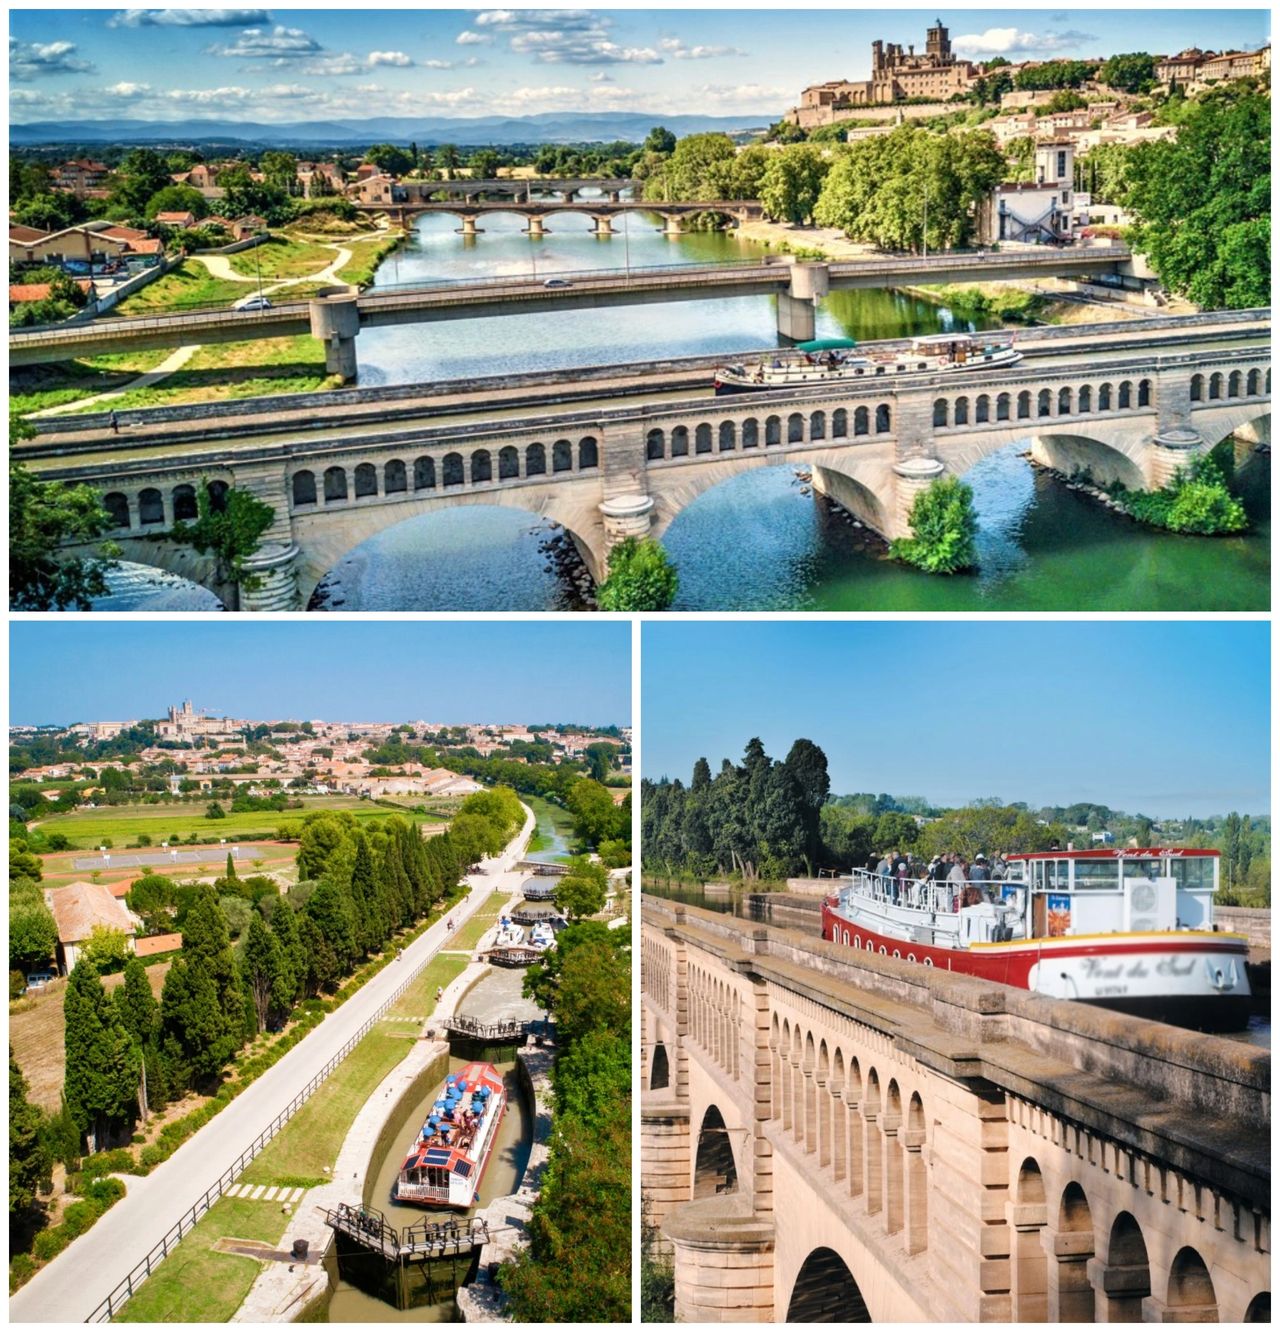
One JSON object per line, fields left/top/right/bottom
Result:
{"left": 493, "top": 918, "right": 524, "bottom": 947}
{"left": 713, "top": 332, "right": 1021, "bottom": 396}
{"left": 528, "top": 921, "right": 556, "bottom": 950}
{"left": 393, "top": 1062, "right": 506, "bottom": 1209}
{"left": 820, "top": 848, "right": 1250, "bottom": 1030}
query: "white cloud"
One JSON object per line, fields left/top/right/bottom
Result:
{"left": 471, "top": 10, "right": 662, "bottom": 65}
{"left": 952, "top": 27, "right": 1098, "bottom": 56}
{"left": 9, "top": 38, "right": 96, "bottom": 80}
{"left": 108, "top": 9, "right": 270, "bottom": 27}
{"left": 659, "top": 37, "right": 746, "bottom": 60}
{"left": 208, "top": 24, "right": 322, "bottom": 59}
{"left": 367, "top": 50, "right": 413, "bottom": 67}
{"left": 103, "top": 80, "right": 152, "bottom": 97}
{"left": 456, "top": 30, "right": 491, "bottom": 46}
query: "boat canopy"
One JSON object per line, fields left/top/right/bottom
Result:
{"left": 795, "top": 337, "right": 858, "bottom": 352}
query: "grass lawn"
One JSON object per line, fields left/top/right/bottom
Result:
{"left": 338, "top": 234, "right": 406, "bottom": 287}
{"left": 449, "top": 890, "right": 509, "bottom": 953}
{"left": 34, "top": 794, "right": 394, "bottom": 849}
{"left": 64, "top": 334, "right": 339, "bottom": 414}
{"left": 225, "top": 236, "right": 335, "bottom": 281}
{"left": 385, "top": 951, "right": 470, "bottom": 1020}
{"left": 113, "top": 262, "right": 250, "bottom": 315}
{"left": 9, "top": 350, "right": 175, "bottom": 418}
{"left": 115, "top": 1196, "right": 289, "bottom": 1322}
{"left": 237, "top": 1027, "right": 416, "bottom": 1185}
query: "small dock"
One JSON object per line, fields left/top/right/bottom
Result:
{"left": 323, "top": 1203, "right": 488, "bottom": 1310}
{"left": 510, "top": 903, "right": 562, "bottom": 926}
{"left": 443, "top": 1015, "right": 529, "bottom": 1042}
{"left": 484, "top": 944, "right": 543, "bottom": 967}
{"left": 519, "top": 880, "right": 557, "bottom": 902}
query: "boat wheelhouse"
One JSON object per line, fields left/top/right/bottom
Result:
{"left": 394, "top": 1062, "right": 506, "bottom": 1209}
{"left": 820, "top": 848, "right": 1250, "bottom": 1030}
{"left": 713, "top": 332, "right": 1021, "bottom": 395}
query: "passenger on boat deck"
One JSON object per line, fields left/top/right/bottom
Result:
{"left": 946, "top": 857, "right": 969, "bottom": 910}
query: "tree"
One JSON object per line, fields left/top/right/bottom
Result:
{"left": 468, "top": 147, "right": 501, "bottom": 181}
{"left": 1099, "top": 52, "right": 1156, "bottom": 94}
{"left": 10, "top": 455, "right": 117, "bottom": 612}
{"left": 890, "top": 475, "right": 978, "bottom": 574}
{"left": 1045, "top": 89, "right": 1088, "bottom": 113}
{"left": 206, "top": 801, "right": 226, "bottom": 820}
{"left": 64, "top": 962, "right": 140, "bottom": 1152}
{"left": 555, "top": 856, "right": 609, "bottom": 920}
{"left": 10, "top": 1050, "right": 50, "bottom": 1238}
{"left": 365, "top": 143, "right": 414, "bottom": 177}
{"left": 566, "top": 778, "right": 624, "bottom": 849}
{"left": 169, "top": 482, "right": 275, "bottom": 595}
{"left": 437, "top": 144, "right": 461, "bottom": 179}
{"left": 116, "top": 955, "right": 158, "bottom": 1049}
{"left": 107, "top": 148, "right": 174, "bottom": 218}
{"left": 759, "top": 145, "right": 829, "bottom": 225}
{"left": 259, "top": 150, "right": 299, "bottom": 194}
{"left": 242, "top": 914, "right": 285, "bottom": 1032}
{"left": 143, "top": 184, "right": 209, "bottom": 221}
{"left": 9, "top": 888, "right": 57, "bottom": 969}
{"left": 641, "top": 132, "right": 737, "bottom": 202}
{"left": 295, "top": 811, "right": 356, "bottom": 879}
{"left": 160, "top": 889, "right": 243, "bottom": 1086}
{"left": 596, "top": 538, "right": 678, "bottom": 611}
{"left": 643, "top": 126, "right": 676, "bottom": 155}
{"left": 81, "top": 925, "right": 130, "bottom": 972}
{"left": 1123, "top": 85, "right": 1269, "bottom": 308}
{"left": 304, "top": 878, "right": 358, "bottom": 974}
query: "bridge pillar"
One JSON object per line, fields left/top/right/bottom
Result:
{"left": 1007, "top": 1201, "right": 1050, "bottom": 1322}
{"left": 662, "top": 214, "right": 685, "bottom": 237}
{"left": 593, "top": 215, "right": 614, "bottom": 238}
{"left": 776, "top": 263, "right": 829, "bottom": 343}
{"left": 1086, "top": 1255, "right": 1151, "bottom": 1321}
{"left": 226, "top": 463, "right": 302, "bottom": 611}
{"left": 608, "top": 190, "right": 621, "bottom": 203}
{"left": 902, "top": 1126, "right": 928, "bottom": 1254}
{"left": 599, "top": 494, "right": 655, "bottom": 570}
{"left": 881, "top": 1113, "right": 904, "bottom": 1236}
{"left": 1044, "top": 1226, "right": 1096, "bottom": 1321}
{"left": 1147, "top": 425, "right": 1205, "bottom": 489}
{"left": 665, "top": 1196, "right": 776, "bottom": 1322}
{"left": 891, "top": 456, "right": 946, "bottom": 540}
{"left": 309, "top": 293, "right": 360, "bottom": 383}
{"left": 642, "top": 1101, "right": 691, "bottom": 1253}
{"left": 524, "top": 215, "right": 546, "bottom": 238}
{"left": 458, "top": 215, "right": 482, "bottom": 237}
{"left": 861, "top": 1108, "right": 883, "bottom": 1216}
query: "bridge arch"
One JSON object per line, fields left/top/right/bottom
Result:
{"left": 1025, "top": 432, "right": 1148, "bottom": 490}
{"left": 1166, "top": 1246, "right": 1217, "bottom": 1319}
{"left": 1054, "top": 1182, "right": 1097, "bottom": 1320}
{"left": 1012, "top": 1157, "right": 1050, "bottom": 1321}
{"left": 692, "top": 1103, "right": 738, "bottom": 1199}
{"left": 785, "top": 1246, "right": 871, "bottom": 1322}
{"left": 1099, "top": 1210, "right": 1150, "bottom": 1320}
{"left": 1244, "top": 1292, "right": 1270, "bottom": 1321}
{"left": 649, "top": 1041, "right": 670, "bottom": 1091}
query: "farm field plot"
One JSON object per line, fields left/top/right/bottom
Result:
{"left": 32, "top": 795, "right": 408, "bottom": 848}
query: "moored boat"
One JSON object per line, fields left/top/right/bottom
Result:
{"left": 393, "top": 1062, "right": 506, "bottom": 1208}
{"left": 713, "top": 331, "right": 1021, "bottom": 396}
{"left": 820, "top": 847, "right": 1250, "bottom": 1031}
{"left": 528, "top": 921, "right": 556, "bottom": 950}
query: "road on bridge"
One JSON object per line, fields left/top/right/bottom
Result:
{"left": 8, "top": 807, "right": 535, "bottom": 1324}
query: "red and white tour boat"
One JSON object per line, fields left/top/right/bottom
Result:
{"left": 821, "top": 848, "right": 1251, "bottom": 1030}
{"left": 393, "top": 1061, "right": 506, "bottom": 1209}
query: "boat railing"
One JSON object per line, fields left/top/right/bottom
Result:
{"left": 395, "top": 1179, "right": 453, "bottom": 1203}
{"left": 846, "top": 868, "right": 1020, "bottom": 915}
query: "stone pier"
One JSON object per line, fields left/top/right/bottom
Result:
{"left": 775, "top": 262, "right": 830, "bottom": 343}
{"left": 308, "top": 292, "right": 360, "bottom": 382}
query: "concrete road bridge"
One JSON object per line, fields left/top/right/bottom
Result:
{"left": 358, "top": 198, "right": 764, "bottom": 239}
{"left": 22, "top": 310, "right": 1268, "bottom": 610}
{"left": 641, "top": 897, "right": 1270, "bottom": 1323}
{"left": 9, "top": 248, "right": 1139, "bottom": 376}
{"left": 393, "top": 177, "right": 637, "bottom": 204}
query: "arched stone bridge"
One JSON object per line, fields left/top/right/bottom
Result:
{"left": 42, "top": 312, "right": 1269, "bottom": 609}
{"left": 641, "top": 897, "right": 1270, "bottom": 1323}
{"left": 360, "top": 199, "right": 764, "bottom": 239}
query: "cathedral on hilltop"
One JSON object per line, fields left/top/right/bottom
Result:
{"left": 789, "top": 19, "right": 979, "bottom": 128}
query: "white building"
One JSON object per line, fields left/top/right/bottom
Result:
{"left": 981, "top": 140, "right": 1077, "bottom": 245}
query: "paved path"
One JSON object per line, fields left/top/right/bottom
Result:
{"left": 28, "top": 345, "right": 200, "bottom": 419}
{"left": 8, "top": 809, "right": 534, "bottom": 1325}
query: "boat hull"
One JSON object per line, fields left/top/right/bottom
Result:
{"left": 821, "top": 901, "right": 1251, "bottom": 1031}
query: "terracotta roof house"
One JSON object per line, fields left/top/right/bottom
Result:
{"left": 154, "top": 210, "right": 197, "bottom": 228}
{"left": 9, "top": 278, "right": 95, "bottom": 306}
{"left": 46, "top": 881, "right": 139, "bottom": 973}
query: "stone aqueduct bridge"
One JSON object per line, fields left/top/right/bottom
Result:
{"left": 641, "top": 898, "right": 1270, "bottom": 1323}
{"left": 9, "top": 248, "right": 1137, "bottom": 378}
{"left": 36, "top": 311, "right": 1269, "bottom": 610}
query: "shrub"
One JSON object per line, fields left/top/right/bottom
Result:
{"left": 11, "top": 969, "right": 28, "bottom": 999}
{"left": 596, "top": 538, "right": 679, "bottom": 611}
{"left": 32, "top": 1228, "right": 72, "bottom": 1262}
{"left": 1113, "top": 456, "right": 1248, "bottom": 535}
{"left": 890, "top": 474, "right": 978, "bottom": 573}
{"left": 81, "top": 1147, "right": 135, "bottom": 1181}
{"left": 60, "top": 1201, "right": 99, "bottom": 1237}
{"left": 10, "top": 1253, "right": 36, "bottom": 1292}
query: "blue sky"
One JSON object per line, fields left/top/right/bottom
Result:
{"left": 9, "top": 8, "right": 1272, "bottom": 124}
{"left": 642, "top": 622, "right": 1270, "bottom": 817}
{"left": 10, "top": 621, "right": 631, "bottom": 726}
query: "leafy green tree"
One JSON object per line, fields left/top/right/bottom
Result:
{"left": 269, "top": 902, "right": 304, "bottom": 1006}
{"left": 1045, "top": 88, "right": 1088, "bottom": 112}
{"left": 64, "top": 963, "right": 140, "bottom": 1152}
{"left": 169, "top": 482, "right": 275, "bottom": 595}
{"left": 365, "top": 143, "right": 414, "bottom": 177}
{"left": 566, "top": 778, "right": 625, "bottom": 849}
{"left": 304, "top": 878, "right": 358, "bottom": 974}
{"left": 759, "top": 145, "right": 829, "bottom": 224}
{"left": 107, "top": 148, "right": 174, "bottom": 218}
{"left": 348, "top": 830, "right": 386, "bottom": 955}
{"left": 143, "top": 184, "right": 209, "bottom": 221}
{"left": 13, "top": 191, "right": 81, "bottom": 231}
{"left": 643, "top": 126, "right": 676, "bottom": 155}
{"left": 206, "top": 801, "right": 226, "bottom": 820}
{"left": 596, "top": 538, "right": 678, "bottom": 611}
{"left": 296, "top": 811, "right": 356, "bottom": 879}
{"left": 1123, "top": 85, "right": 1269, "bottom": 308}
{"left": 241, "top": 914, "right": 285, "bottom": 1032}
{"left": 10, "top": 1049, "right": 51, "bottom": 1240}
{"left": 1099, "top": 52, "right": 1156, "bottom": 94}
{"left": 468, "top": 147, "right": 501, "bottom": 181}
{"left": 436, "top": 144, "right": 461, "bottom": 179}
{"left": 259, "top": 150, "right": 299, "bottom": 194}
{"left": 10, "top": 844, "right": 44, "bottom": 883}
{"left": 9, "top": 887, "right": 57, "bottom": 968}
{"left": 1013, "top": 59, "right": 1097, "bottom": 91}
{"left": 81, "top": 925, "right": 130, "bottom": 972}
{"left": 116, "top": 955, "right": 158, "bottom": 1049}
{"left": 555, "top": 856, "right": 610, "bottom": 920}
{"left": 890, "top": 475, "right": 978, "bottom": 574}
{"left": 10, "top": 457, "right": 116, "bottom": 612}
{"left": 641, "top": 132, "right": 737, "bottom": 202}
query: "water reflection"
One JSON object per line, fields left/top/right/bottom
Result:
{"left": 90, "top": 560, "right": 224, "bottom": 611}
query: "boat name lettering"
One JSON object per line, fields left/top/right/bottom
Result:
{"left": 1156, "top": 956, "right": 1196, "bottom": 977}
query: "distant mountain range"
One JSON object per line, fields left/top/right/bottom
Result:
{"left": 9, "top": 111, "right": 779, "bottom": 148}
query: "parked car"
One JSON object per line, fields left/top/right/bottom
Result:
{"left": 542, "top": 277, "right": 571, "bottom": 289}
{"left": 241, "top": 295, "right": 273, "bottom": 311}
{"left": 25, "top": 971, "right": 54, "bottom": 990}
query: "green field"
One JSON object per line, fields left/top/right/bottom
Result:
{"left": 34, "top": 795, "right": 410, "bottom": 850}
{"left": 386, "top": 952, "right": 471, "bottom": 1020}
{"left": 9, "top": 349, "right": 174, "bottom": 418}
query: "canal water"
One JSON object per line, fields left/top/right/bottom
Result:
{"left": 642, "top": 883, "right": 1270, "bottom": 1048}
{"left": 522, "top": 796, "right": 575, "bottom": 865}
{"left": 323, "top": 968, "right": 535, "bottom": 1323}
{"left": 90, "top": 206, "right": 1269, "bottom": 610}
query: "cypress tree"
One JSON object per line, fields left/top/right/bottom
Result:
{"left": 64, "top": 962, "right": 140, "bottom": 1152}
{"left": 380, "top": 831, "right": 414, "bottom": 930}
{"left": 270, "top": 902, "right": 305, "bottom": 1007}
{"left": 10, "top": 1049, "right": 50, "bottom": 1241}
{"left": 242, "top": 915, "right": 283, "bottom": 1033}
{"left": 304, "top": 879, "right": 357, "bottom": 973}
{"left": 160, "top": 889, "right": 242, "bottom": 1086}
{"left": 116, "top": 955, "right": 158, "bottom": 1048}
{"left": 349, "top": 831, "right": 385, "bottom": 955}
{"left": 225, "top": 851, "right": 238, "bottom": 882}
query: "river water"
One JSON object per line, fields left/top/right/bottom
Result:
{"left": 91, "top": 205, "right": 1268, "bottom": 610}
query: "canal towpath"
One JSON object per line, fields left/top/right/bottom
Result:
{"left": 7, "top": 807, "right": 535, "bottom": 1325}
